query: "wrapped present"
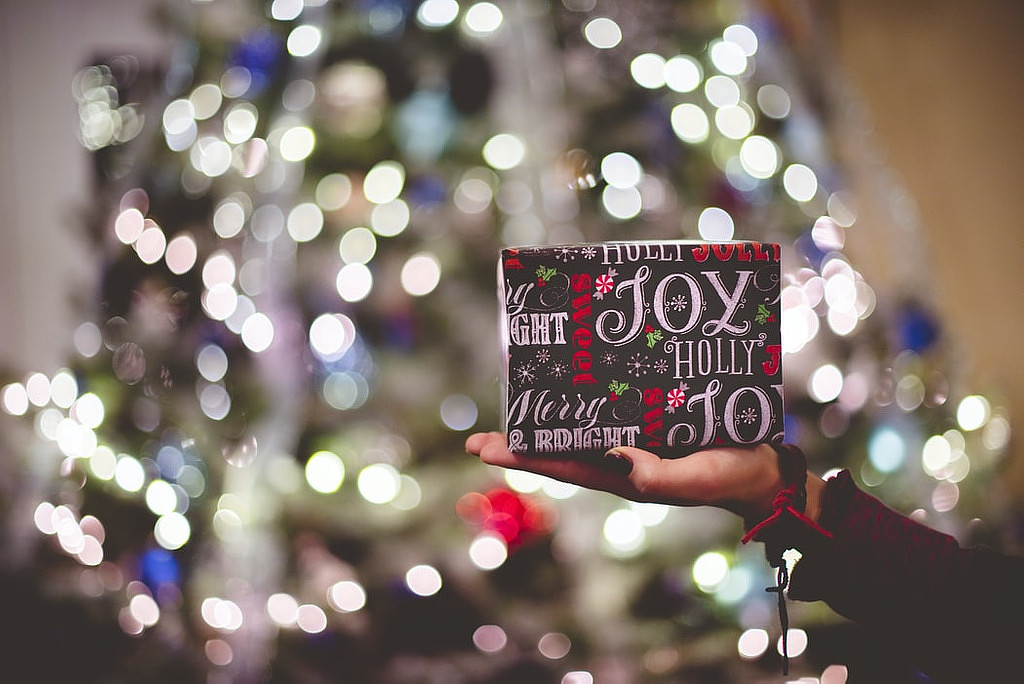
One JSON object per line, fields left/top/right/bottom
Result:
{"left": 499, "top": 241, "right": 784, "bottom": 458}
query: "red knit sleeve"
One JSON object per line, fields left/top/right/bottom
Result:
{"left": 787, "top": 470, "right": 1024, "bottom": 679}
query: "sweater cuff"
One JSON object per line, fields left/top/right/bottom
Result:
{"left": 786, "top": 469, "right": 961, "bottom": 616}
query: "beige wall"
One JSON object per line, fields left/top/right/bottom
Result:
{"left": 827, "top": 0, "right": 1024, "bottom": 492}
{"left": 0, "top": 0, "right": 172, "bottom": 374}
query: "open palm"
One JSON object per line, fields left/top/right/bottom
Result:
{"left": 466, "top": 432, "right": 783, "bottom": 523}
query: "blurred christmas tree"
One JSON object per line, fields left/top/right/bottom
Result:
{"left": 0, "top": 0, "right": 1016, "bottom": 682}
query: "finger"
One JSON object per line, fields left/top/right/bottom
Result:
{"left": 465, "top": 431, "right": 503, "bottom": 455}
{"left": 475, "top": 440, "right": 633, "bottom": 494}
{"left": 601, "top": 446, "right": 687, "bottom": 501}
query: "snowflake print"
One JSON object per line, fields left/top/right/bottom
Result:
{"left": 738, "top": 407, "right": 759, "bottom": 425}
{"left": 553, "top": 247, "right": 576, "bottom": 262}
{"left": 514, "top": 361, "right": 537, "bottom": 386}
{"left": 600, "top": 351, "right": 618, "bottom": 366}
{"left": 626, "top": 353, "right": 650, "bottom": 378}
{"left": 653, "top": 359, "right": 669, "bottom": 374}
{"left": 536, "top": 348, "right": 551, "bottom": 364}
{"left": 581, "top": 245, "right": 597, "bottom": 260}
{"left": 668, "top": 294, "right": 688, "bottom": 312}
{"left": 549, "top": 361, "right": 568, "bottom": 379}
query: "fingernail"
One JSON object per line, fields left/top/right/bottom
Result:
{"left": 603, "top": 448, "right": 633, "bottom": 475}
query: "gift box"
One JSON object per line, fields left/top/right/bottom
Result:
{"left": 499, "top": 241, "right": 784, "bottom": 458}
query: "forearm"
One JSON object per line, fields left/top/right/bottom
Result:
{"left": 787, "top": 471, "right": 1024, "bottom": 678}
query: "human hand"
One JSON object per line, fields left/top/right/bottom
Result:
{"left": 466, "top": 432, "right": 797, "bottom": 525}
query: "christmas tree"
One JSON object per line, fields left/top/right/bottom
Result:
{"left": 0, "top": 0, "right": 1014, "bottom": 681}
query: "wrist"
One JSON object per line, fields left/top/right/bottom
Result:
{"left": 740, "top": 444, "right": 834, "bottom": 553}
{"left": 740, "top": 444, "right": 815, "bottom": 528}
{"left": 732, "top": 443, "right": 787, "bottom": 525}
{"left": 803, "top": 472, "right": 825, "bottom": 525}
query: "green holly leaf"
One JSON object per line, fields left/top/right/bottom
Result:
{"left": 535, "top": 265, "right": 557, "bottom": 283}
{"left": 607, "top": 380, "right": 629, "bottom": 397}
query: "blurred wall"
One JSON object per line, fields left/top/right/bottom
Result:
{"left": 0, "top": 0, "right": 171, "bottom": 374}
{"left": 828, "top": 0, "right": 1024, "bottom": 491}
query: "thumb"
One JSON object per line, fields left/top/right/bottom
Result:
{"left": 603, "top": 446, "right": 664, "bottom": 488}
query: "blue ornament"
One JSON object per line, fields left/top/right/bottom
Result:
{"left": 897, "top": 304, "right": 940, "bottom": 352}
{"left": 140, "top": 547, "right": 181, "bottom": 594}
{"left": 795, "top": 228, "right": 826, "bottom": 270}
{"left": 783, "top": 412, "right": 802, "bottom": 444}
{"left": 227, "top": 28, "right": 283, "bottom": 97}
{"left": 392, "top": 90, "right": 456, "bottom": 164}
{"left": 406, "top": 174, "right": 447, "bottom": 208}
{"left": 358, "top": 0, "right": 412, "bottom": 36}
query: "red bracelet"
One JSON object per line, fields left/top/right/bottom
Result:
{"left": 740, "top": 444, "right": 833, "bottom": 675}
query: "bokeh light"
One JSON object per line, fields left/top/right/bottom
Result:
{"left": 405, "top": 564, "right": 442, "bottom": 596}
{"left": 363, "top": 161, "right": 406, "bottom": 204}
{"left": 783, "top": 164, "right": 819, "bottom": 202}
{"left": 538, "top": 632, "right": 571, "bottom": 659}
{"left": 739, "top": 135, "right": 780, "bottom": 178}
{"left": 316, "top": 173, "right": 353, "bottom": 210}
{"left": 440, "top": 394, "right": 478, "bottom": 430}
{"left": 692, "top": 551, "right": 729, "bottom": 592}
{"left": 670, "top": 103, "right": 709, "bottom": 144}
{"left": 417, "top": 0, "right": 459, "bottom": 28}
{"left": 868, "top": 427, "right": 905, "bottom": 473}
{"left": 709, "top": 39, "right": 747, "bottom": 75}
{"left": 473, "top": 624, "right": 507, "bottom": 653}
{"left": 583, "top": 17, "right": 621, "bottom": 49}
{"left": 630, "top": 53, "right": 666, "bottom": 89}
{"left": 482, "top": 133, "right": 525, "bottom": 170}
{"left": 339, "top": 227, "right": 377, "bottom": 264}
{"left": 271, "top": 0, "right": 303, "bottom": 21}
{"left": 296, "top": 604, "right": 328, "bottom": 633}
{"left": 309, "top": 313, "right": 356, "bottom": 360}
{"left": 279, "top": 126, "right": 315, "bottom": 162}
{"left": 463, "top": 2, "right": 503, "bottom": 35}
{"left": 241, "top": 313, "right": 275, "bottom": 352}
{"left": 776, "top": 628, "right": 807, "bottom": 658}
{"left": 602, "top": 508, "right": 645, "bottom": 556}
{"left": 809, "top": 364, "right": 843, "bottom": 403}
{"left": 737, "top": 628, "right": 770, "bottom": 659}
{"left": 287, "top": 25, "right": 322, "bottom": 58}
{"left": 468, "top": 532, "right": 508, "bottom": 570}
{"left": 358, "top": 463, "right": 401, "bottom": 504}
{"left": 165, "top": 233, "right": 198, "bottom": 274}
{"left": 664, "top": 55, "right": 702, "bottom": 93}
{"left": 400, "top": 252, "right": 442, "bottom": 296}
{"left": 286, "top": 202, "right": 324, "bottom": 242}
{"left": 956, "top": 394, "right": 990, "bottom": 431}
{"left": 267, "top": 593, "right": 299, "bottom": 627}
{"left": 328, "top": 580, "right": 367, "bottom": 612}
{"left": 154, "top": 512, "right": 191, "bottom": 550}
{"left": 305, "top": 450, "right": 346, "bottom": 494}
{"left": 600, "top": 152, "right": 642, "bottom": 188}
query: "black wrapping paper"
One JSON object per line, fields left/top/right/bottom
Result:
{"left": 499, "top": 241, "right": 784, "bottom": 458}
